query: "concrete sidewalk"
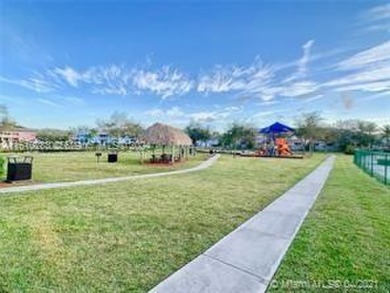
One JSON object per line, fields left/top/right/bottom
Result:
{"left": 150, "top": 155, "right": 336, "bottom": 293}
{"left": 0, "top": 154, "right": 220, "bottom": 195}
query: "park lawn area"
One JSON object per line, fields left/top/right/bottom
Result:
{"left": 269, "top": 155, "right": 390, "bottom": 292}
{"left": 1, "top": 151, "right": 205, "bottom": 183}
{"left": 0, "top": 154, "right": 325, "bottom": 292}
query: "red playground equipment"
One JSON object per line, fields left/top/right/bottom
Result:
{"left": 275, "top": 138, "right": 292, "bottom": 156}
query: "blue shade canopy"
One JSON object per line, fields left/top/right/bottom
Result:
{"left": 259, "top": 122, "right": 295, "bottom": 134}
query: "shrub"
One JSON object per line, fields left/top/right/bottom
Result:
{"left": 0, "top": 156, "right": 5, "bottom": 178}
{"left": 344, "top": 145, "right": 356, "bottom": 155}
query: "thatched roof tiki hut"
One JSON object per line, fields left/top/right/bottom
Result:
{"left": 142, "top": 123, "right": 193, "bottom": 164}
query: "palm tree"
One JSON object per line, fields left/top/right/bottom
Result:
{"left": 382, "top": 125, "right": 390, "bottom": 148}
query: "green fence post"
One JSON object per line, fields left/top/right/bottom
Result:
{"left": 385, "top": 154, "right": 388, "bottom": 185}
{"left": 370, "top": 153, "right": 374, "bottom": 177}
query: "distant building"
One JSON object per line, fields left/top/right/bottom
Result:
{"left": 195, "top": 138, "right": 219, "bottom": 148}
{"left": 0, "top": 129, "right": 37, "bottom": 149}
{"left": 73, "top": 131, "right": 140, "bottom": 146}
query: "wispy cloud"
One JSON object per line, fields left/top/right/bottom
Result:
{"left": 36, "top": 98, "right": 62, "bottom": 107}
{"left": 144, "top": 105, "right": 241, "bottom": 124}
{"left": 62, "top": 96, "right": 86, "bottom": 106}
{"left": 325, "top": 41, "right": 390, "bottom": 93}
{"left": 53, "top": 67, "right": 82, "bottom": 87}
{"left": 1, "top": 34, "right": 388, "bottom": 105}
{"left": 256, "top": 100, "right": 279, "bottom": 107}
{"left": 197, "top": 40, "right": 320, "bottom": 101}
{"left": 145, "top": 108, "right": 165, "bottom": 117}
{"left": 251, "top": 110, "right": 276, "bottom": 118}
{"left": 197, "top": 61, "right": 277, "bottom": 100}
{"left": 360, "top": 3, "right": 390, "bottom": 33}
{"left": 132, "top": 66, "right": 193, "bottom": 99}
{"left": 166, "top": 106, "right": 185, "bottom": 117}
{"left": 361, "top": 91, "right": 390, "bottom": 101}
{"left": 197, "top": 62, "right": 272, "bottom": 94}
{"left": 11, "top": 64, "right": 193, "bottom": 99}
{"left": 0, "top": 75, "right": 57, "bottom": 93}
{"left": 0, "top": 94, "right": 25, "bottom": 105}
{"left": 365, "top": 3, "right": 390, "bottom": 21}
{"left": 284, "top": 39, "right": 315, "bottom": 82}
{"left": 337, "top": 40, "right": 390, "bottom": 70}
{"left": 302, "top": 94, "right": 324, "bottom": 103}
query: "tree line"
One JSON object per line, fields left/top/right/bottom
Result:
{"left": 1, "top": 105, "right": 389, "bottom": 152}
{"left": 185, "top": 112, "right": 390, "bottom": 152}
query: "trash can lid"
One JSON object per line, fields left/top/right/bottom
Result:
{"left": 7, "top": 155, "right": 33, "bottom": 163}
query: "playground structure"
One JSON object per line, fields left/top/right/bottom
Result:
{"left": 275, "top": 138, "right": 293, "bottom": 156}
{"left": 256, "top": 138, "right": 294, "bottom": 157}
{"left": 257, "top": 122, "right": 303, "bottom": 159}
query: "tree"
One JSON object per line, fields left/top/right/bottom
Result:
{"left": 295, "top": 112, "right": 324, "bottom": 153}
{"left": 97, "top": 111, "right": 143, "bottom": 140}
{"left": 36, "top": 129, "right": 71, "bottom": 142}
{"left": 121, "top": 122, "right": 144, "bottom": 138}
{"left": 221, "top": 123, "right": 257, "bottom": 150}
{"left": 70, "top": 126, "right": 99, "bottom": 143}
{"left": 0, "top": 105, "right": 20, "bottom": 131}
{"left": 382, "top": 125, "right": 390, "bottom": 148}
{"left": 356, "top": 120, "right": 377, "bottom": 149}
{"left": 185, "top": 123, "right": 211, "bottom": 145}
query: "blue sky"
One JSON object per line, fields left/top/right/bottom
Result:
{"left": 0, "top": 0, "right": 389, "bottom": 131}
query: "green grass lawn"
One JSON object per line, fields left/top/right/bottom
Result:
{"left": 269, "top": 155, "right": 390, "bottom": 292}
{"left": 1, "top": 151, "right": 205, "bottom": 183}
{"left": 0, "top": 154, "right": 324, "bottom": 292}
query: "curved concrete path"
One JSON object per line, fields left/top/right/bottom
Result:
{"left": 0, "top": 154, "right": 220, "bottom": 195}
{"left": 150, "top": 155, "right": 336, "bottom": 293}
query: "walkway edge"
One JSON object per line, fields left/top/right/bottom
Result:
{"left": 150, "top": 155, "right": 336, "bottom": 293}
{"left": 0, "top": 154, "right": 220, "bottom": 195}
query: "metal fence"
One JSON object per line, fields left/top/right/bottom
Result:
{"left": 354, "top": 150, "right": 390, "bottom": 185}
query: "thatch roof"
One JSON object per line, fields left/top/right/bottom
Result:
{"left": 143, "top": 123, "right": 192, "bottom": 146}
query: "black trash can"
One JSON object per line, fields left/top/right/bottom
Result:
{"left": 7, "top": 156, "right": 33, "bottom": 182}
{"left": 108, "top": 152, "right": 118, "bottom": 163}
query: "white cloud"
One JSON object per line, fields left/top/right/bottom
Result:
{"left": 188, "top": 111, "right": 220, "bottom": 123}
{"left": 36, "top": 98, "right": 62, "bottom": 107}
{"left": 197, "top": 61, "right": 274, "bottom": 97}
{"left": 359, "top": 4, "right": 390, "bottom": 33}
{"left": 325, "top": 41, "right": 390, "bottom": 93}
{"left": 366, "top": 3, "right": 390, "bottom": 21}
{"left": 166, "top": 106, "right": 185, "bottom": 117}
{"left": 284, "top": 39, "right": 315, "bottom": 82}
{"left": 361, "top": 91, "right": 390, "bottom": 101}
{"left": 300, "top": 40, "right": 315, "bottom": 68}
{"left": 256, "top": 100, "right": 279, "bottom": 106}
{"left": 198, "top": 66, "right": 248, "bottom": 93}
{"left": 279, "top": 81, "right": 319, "bottom": 97}
{"left": 144, "top": 105, "right": 241, "bottom": 124}
{"left": 332, "top": 80, "right": 390, "bottom": 93}
{"left": 63, "top": 96, "right": 86, "bottom": 106}
{"left": 2, "top": 38, "right": 387, "bottom": 104}
{"left": 251, "top": 110, "right": 276, "bottom": 118}
{"left": 15, "top": 64, "right": 193, "bottom": 99}
{"left": 337, "top": 41, "right": 390, "bottom": 70}
{"left": 53, "top": 65, "right": 129, "bottom": 96}
{"left": 53, "top": 67, "right": 82, "bottom": 87}
{"left": 0, "top": 94, "right": 25, "bottom": 105}
{"left": 132, "top": 66, "right": 193, "bottom": 99}
{"left": 188, "top": 106, "right": 241, "bottom": 123}
{"left": 197, "top": 41, "right": 319, "bottom": 101}
{"left": 145, "top": 109, "right": 165, "bottom": 117}
{"left": 0, "top": 75, "right": 57, "bottom": 93}
{"left": 303, "top": 94, "right": 324, "bottom": 103}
